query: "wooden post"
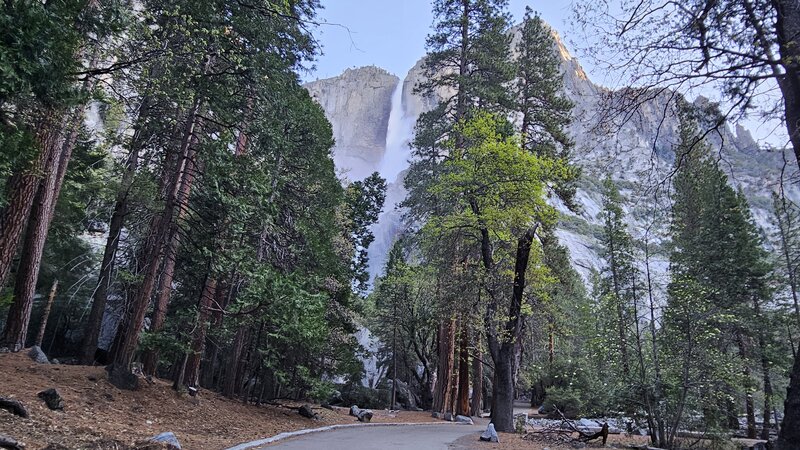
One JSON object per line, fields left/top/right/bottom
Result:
{"left": 35, "top": 280, "right": 58, "bottom": 348}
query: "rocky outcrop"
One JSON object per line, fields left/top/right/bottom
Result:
{"left": 305, "top": 66, "right": 399, "bottom": 181}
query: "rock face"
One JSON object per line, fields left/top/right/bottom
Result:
{"left": 306, "top": 66, "right": 399, "bottom": 181}
{"left": 304, "top": 23, "right": 798, "bottom": 296}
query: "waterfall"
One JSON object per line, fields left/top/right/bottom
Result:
{"left": 379, "top": 78, "right": 415, "bottom": 182}
{"left": 366, "top": 75, "right": 415, "bottom": 283}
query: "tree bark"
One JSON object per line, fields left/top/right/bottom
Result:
{"left": 487, "top": 225, "right": 538, "bottom": 432}
{"left": 140, "top": 142, "right": 197, "bottom": 375}
{"left": 223, "top": 326, "right": 248, "bottom": 398}
{"left": 456, "top": 321, "right": 470, "bottom": 416}
{"left": 183, "top": 276, "right": 216, "bottom": 388}
{"left": 34, "top": 280, "right": 58, "bottom": 348}
{"left": 470, "top": 343, "right": 483, "bottom": 416}
{"left": 109, "top": 98, "right": 203, "bottom": 387}
{"left": 432, "top": 319, "right": 456, "bottom": 414}
{"left": 1, "top": 134, "right": 67, "bottom": 351}
{"left": 779, "top": 343, "right": 800, "bottom": 449}
{"left": 80, "top": 100, "right": 147, "bottom": 365}
{"left": 0, "top": 115, "right": 62, "bottom": 294}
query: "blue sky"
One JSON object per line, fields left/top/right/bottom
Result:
{"left": 304, "top": 1, "right": 577, "bottom": 82}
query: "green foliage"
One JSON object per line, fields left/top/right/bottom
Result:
{"left": 540, "top": 386, "right": 584, "bottom": 419}
{"left": 346, "top": 172, "right": 387, "bottom": 294}
{"left": 514, "top": 7, "right": 579, "bottom": 207}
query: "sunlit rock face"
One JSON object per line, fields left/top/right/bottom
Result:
{"left": 305, "top": 24, "right": 799, "bottom": 294}
{"left": 306, "top": 66, "right": 399, "bottom": 181}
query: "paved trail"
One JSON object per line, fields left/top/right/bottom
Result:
{"left": 255, "top": 424, "right": 483, "bottom": 449}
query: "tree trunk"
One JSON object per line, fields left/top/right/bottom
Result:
{"left": 470, "top": 344, "right": 483, "bottom": 417}
{"left": 456, "top": 322, "right": 470, "bottom": 416}
{"left": 433, "top": 319, "right": 456, "bottom": 414}
{"left": 81, "top": 90, "right": 156, "bottom": 365}
{"left": 1, "top": 138, "right": 66, "bottom": 351}
{"left": 779, "top": 345, "right": 800, "bottom": 449}
{"left": 140, "top": 144, "right": 197, "bottom": 375}
{"left": 183, "top": 276, "right": 216, "bottom": 388}
{"left": 110, "top": 99, "right": 202, "bottom": 387}
{"left": 0, "top": 115, "right": 61, "bottom": 293}
{"left": 771, "top": 12, "right": 800, "bottom": 438}
{"left": 491, "top": 346, "right": 515, "bottom": 432}
{"left": 488, "top": 225, "right": 538, "bottom": 432}
{"left": 223, "top": 326, "right": 248, "bottom": 398}
{"left": 34, "top": 280, "right": 58, "bottom": 348}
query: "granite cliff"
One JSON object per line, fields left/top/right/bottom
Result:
{"left": 304, "top": 26, "right": 798, "bottom": 293}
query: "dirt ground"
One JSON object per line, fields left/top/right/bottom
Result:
{"left": 0, "top": 350, "right": 436, "bottom": 450}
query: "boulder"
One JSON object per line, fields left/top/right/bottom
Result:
{"left": 298, "top": 404, "right": 318, "bottom": 420}
{"left": 431, "top": 412, "right": 444, "bottom": 419}
{"left": 37, "top": 389, "right": 64, "bottom": 411}
{"left": 444, "top": 412, "right": 454, "bottom": 422}
{"left": 388, "top": 379, "right": 419, "bottom": 410}
{"left": 0, "top": 397, "right": 29, "bottom": 418}
{"left": 148, "top": 432, "right": 181, "bottom": 450}
{"left": 455, "top": 415, "right": 474, "bottom": 425}
{"left": 479, "top": 423, "right": 499, "bottom": 442}
{"left": 27, "top": 346, "right": 49, "bottom": 364}
{"left": 357, "top": 410, "right": 373, "bottom": 422}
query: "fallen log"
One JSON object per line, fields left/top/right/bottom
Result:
{"left": 0, "top": 434, "right": 24, "bottom": 450}
{"left": 0, "top": 398, "right": 28, "bottom": 418}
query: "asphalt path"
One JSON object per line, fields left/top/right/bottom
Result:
{"left": 254, "top": 423, "right": 484, "bottom": 449}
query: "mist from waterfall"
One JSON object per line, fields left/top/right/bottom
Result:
{"left": 367, "top": 75, "right": 415, "bottom": 284}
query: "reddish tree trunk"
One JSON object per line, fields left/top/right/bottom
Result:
{"left": 141, "top": 147, "right": 197, "bottom": 375}
{"left": 470, "top": 345, "right": 483, "bottom": 417}
{"left": 109, "top": 100, "right": 202, "bottom": 388}
{"left": 433, "top": 319, "right": 456, "bottom": 414}
{"left": 456, "top": 322, "right": 470, "bottom": 416}
{"left": 1, "top": 134, "right": 68, "bottom": 351}
{"left": 0, "top": 116, "right": 61, "bottom": 294}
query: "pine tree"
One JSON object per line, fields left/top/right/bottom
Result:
{"left": 513, "top": 8, "right": 578, "bottom": 207}
{"left": 663, "top": 105, "right": 772, "bottom": 442}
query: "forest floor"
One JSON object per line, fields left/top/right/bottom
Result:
{"left": 0, "top": 350, "right": 436, "bottom": 450}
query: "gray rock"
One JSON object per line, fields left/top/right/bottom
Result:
{"left": 443, "top": 412, "right": 454, "bottom": 422}
{"left": 27, "top": 345, "right": 49, "bottom": 364}
{"left": 480, "top": 423, "right": 500, "bottom": 443}
{"left": 51, "top": 358, "right": 60, "bottom": 364}
{"left": 149, "top": 432, "right": 181, "bottom": 449}
{"left": 571, "top": 442, "right": 586, "bottom": 449}
{"left": 455, "top": 415, "right": 474, "bottom": 424}
{"left": 37, "top": 388, "right": 64, "bottom": 411}
{"left": 357, "top": 409, "right": 373, "bottom": 423}
{"left": 431, "top": 412, "right": 444, "bottom": 419}
{"left": 349, "top": 405, "right": 360, "bottom": 417}
{"left": 387, "top": 379, "right": 419, "bottom": 410}
{"left": 298, "top": 404, "right": 318, "bottom": 419}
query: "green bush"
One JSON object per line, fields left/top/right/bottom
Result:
{"left": 540, "top": 386, "right": 584, "bottom": 419}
